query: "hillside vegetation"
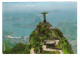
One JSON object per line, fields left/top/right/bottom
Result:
{"left": 3, "top": 22, "right": 74, "bottom": 54}
{"left": 29, "top": 22, "right": 74, "bottom": 54}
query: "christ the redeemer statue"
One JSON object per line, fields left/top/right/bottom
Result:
{"left": 41, "top": 11, "right": 48, "bottom": 22}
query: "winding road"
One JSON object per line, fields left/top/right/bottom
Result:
{"left": 30, "top": 47, "right": 35, "bottom": 54}
{"left": 42, "top": 45, "right": 64, "bottom": 54}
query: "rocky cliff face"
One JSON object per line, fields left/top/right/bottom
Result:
{"left": 29, "top": 21, "right": 74, "bottom": 54}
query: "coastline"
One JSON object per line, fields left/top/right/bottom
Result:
{"left": 4, "top": 35, "right": 29, "bottom": 39}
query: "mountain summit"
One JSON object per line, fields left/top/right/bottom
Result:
{"left": 29, "top": 11, "right": 74, "bottom": 54}
{"left": 29, "top": 21, "right": 74, "bottom": 54}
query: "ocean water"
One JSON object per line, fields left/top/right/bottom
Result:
{"left": 3, "top": 10, "right": 77, "bottom": 36}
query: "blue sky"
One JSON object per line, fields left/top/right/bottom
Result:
{"left": 3, "top": 2, "right": 77, "bottom": 13}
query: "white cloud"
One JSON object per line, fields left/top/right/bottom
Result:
{"left": 15, "top": 5, "right": 36, "bottom": 7}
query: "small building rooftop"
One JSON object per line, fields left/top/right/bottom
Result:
{"left": 44, "top": 40, "right": 56, "bottom": 45}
